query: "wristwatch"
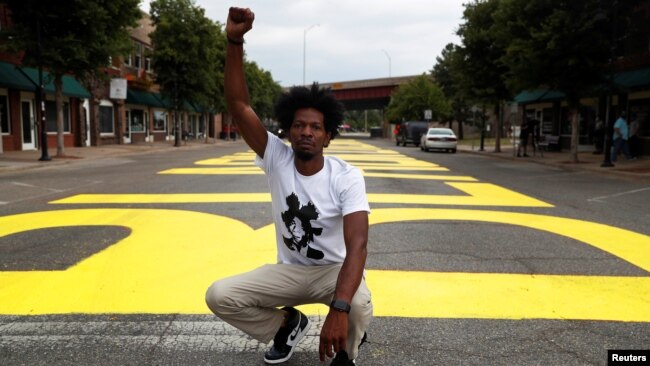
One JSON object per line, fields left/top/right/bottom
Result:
{"left": 330, "top": 300, "right": 351, "bottom": 313}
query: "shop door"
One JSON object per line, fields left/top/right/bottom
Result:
{"left": 21, "top": 100, "right": 36, "bottom": 150}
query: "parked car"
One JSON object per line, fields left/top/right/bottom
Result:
{"left": 396, "top": 121, "right": 429, "bottom": 147}
{"left": 420, "top": 127, "right": 457, "bottom": 153}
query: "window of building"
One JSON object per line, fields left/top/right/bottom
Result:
{"left": 153, "top": 110, "right": 165, "bottom": 131}
{"left": 45, "top": 100, "right": 70, "bottom": 133}
{"left": 99, "top": 104, "right": 114, "bottom": 134}
{"left": 134, "top": 42, "right": 142, "bottom": 70}
{"left": 0, "top": 94, "right": 9, "bottom": 134}
{"left": 130, "top": 109, "right": 145, "bottom": 132}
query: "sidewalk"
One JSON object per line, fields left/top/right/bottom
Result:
{"left": 457, "top": 141, "right": 650, "bottom": 180}
{"left": 0, "top": 139, "right": 233, "bottom": 174}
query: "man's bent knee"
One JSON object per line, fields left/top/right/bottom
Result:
{"left": 205, "top": 280, "right": 234, "bottom": 316}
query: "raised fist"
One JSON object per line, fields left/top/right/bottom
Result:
{"left": 227, "top": 7, "right": 255, "bottom": 41}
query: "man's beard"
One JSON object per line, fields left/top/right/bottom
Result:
{"left": 294, "top": 149, "right": 316, "bottom": 161}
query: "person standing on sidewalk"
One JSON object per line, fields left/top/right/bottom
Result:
{"left": 611, "top": 111, "right": 633, "bottom": 162}
{"left": 517, "top": 120, "right": 530, "bottom": 157}
{"left": 205, "top": 7, "right": 373, "bottom": 366}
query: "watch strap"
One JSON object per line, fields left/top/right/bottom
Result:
{"left": 330, "top": 299, "right": 351, "bottom": 313}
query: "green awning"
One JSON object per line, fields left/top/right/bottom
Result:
{"left": 0, "top": 62, "right": 36, "bottom": 90}
{"left": 514, "top": 89, "right": 565, "bottom": 104}
{"left": 127, "top": 89, "right": 166, "bottom": 108}
{"left": 183, "top": 101, "right": 199, "bottom": 113}
{"left": 20, "top": 67, "right": 91, "bottom": 98}
{"left": 614, "top": 67, "right": 650, "bottom": 89}
{"left": 152, "top": 94, "right": 202, "bottom": 112}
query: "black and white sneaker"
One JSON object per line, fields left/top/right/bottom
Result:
{"left": 263, "top": 307, "right": 311, "bottom": 364}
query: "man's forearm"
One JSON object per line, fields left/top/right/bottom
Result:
{"left": 333, "top": 248, "right": 366, "bottom": 304}
{"left": 224, "top": 41, "right": 249, "bottom": 119}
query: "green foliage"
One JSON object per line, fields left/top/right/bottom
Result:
{"left": 344, "top": 110, "right": 383, "bottom": 131}
{"left": 149, "top": 0, "right": 224, "bottom": 111}
{"left": 455, "top": 0, "right": 510, "bottom": 104}
{"left": 494, "top": 0, "right": 612, "bottom": 103}
{"left": 385, "top": 74, "right": 451, "bottom": 123}
{"left": 432, "top": 43, "right": 472, "bottom": 125}
{"left": 244, "top": 61, "right": 283, "bottom": 120}
{"left": 2, "top": 0, "right": 140, "bottom": 80}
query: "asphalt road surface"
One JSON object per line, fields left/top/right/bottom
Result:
{"left": 1, "top": 137, "right": 648, "bottom": 365}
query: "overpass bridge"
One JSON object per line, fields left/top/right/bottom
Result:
{"left": 318, "top": 75, "right": 419, "bottom": 111}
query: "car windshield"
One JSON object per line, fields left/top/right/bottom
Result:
{"left": 429, "top": 129, "right": 453, "bottom": 135}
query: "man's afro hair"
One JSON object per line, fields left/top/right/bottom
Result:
{"left": 274, "top": 83, "right": 344, "bottom": 139}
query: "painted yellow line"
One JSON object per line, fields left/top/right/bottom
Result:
{"left": 363, "top": 271, "right": 650, "bottom": 320}
{"left": 0, "top": 208, "right": 648, "bottom": 319}
{"left": 194, "top": 158, "right": 256, "bottom": 166}
{"left": 159, "top": 168, "right": 264, "bottom": 175}
{"left": 362, "top": 172, "right": 477, "bottom": 181}
{"left": 325, "top": 154, "right": 424, "bottom": 161}
{"left": 367, "top": 183, "right": 551, "bottom": 207}
{"left": 51, "top": 183, "right": 551, "bottom": 207}
{"left": 51, "top": 193, "right": 273, "bottom": 204}
{"left": 360, "top": 166, "right": 449, "bottom": 171}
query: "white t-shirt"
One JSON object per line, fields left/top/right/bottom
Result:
{"left": 255, "top": 132, "right": 370, "bottom": 265}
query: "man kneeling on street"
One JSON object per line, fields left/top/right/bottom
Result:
{"left": 205, "top": 7, "right": 373, "bottom": 365}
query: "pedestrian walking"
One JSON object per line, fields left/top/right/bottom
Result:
{"left": 205, "top": 7, "right": 372, "bottom": 366}
{"left": 611, "top": 111, "right": 633, "bottom": 162}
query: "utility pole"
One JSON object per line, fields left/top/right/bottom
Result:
{"left": 303, "top": 24, "right": 319, "bottom": 85}
{"left": 36, "top": 15, "right": 50, "bottom": 161}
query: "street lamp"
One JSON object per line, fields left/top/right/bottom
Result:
{"left": 303, "top": 24, "right": 319, "bottom": 85}
{"left": 381, "top": 49, "right": 391, "bottom": 78}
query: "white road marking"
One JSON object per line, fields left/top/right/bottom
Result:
{"left": 0, "top": 318, "right": 324, "bottom": 353}
{"left": 588, "top": 187, "right": 650, "bottom": 203}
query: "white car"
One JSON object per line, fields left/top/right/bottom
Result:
{"left": 420, "top": 128, "right": 457, "bottom": 153}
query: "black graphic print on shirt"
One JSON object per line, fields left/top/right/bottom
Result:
{"left": 281, "top": 193, "right": 324, "bottom": 260}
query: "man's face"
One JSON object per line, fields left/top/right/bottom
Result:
{"left": 288, "top": 108, "right": 331, "bottom": 161}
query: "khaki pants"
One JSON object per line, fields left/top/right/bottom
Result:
{"left": 205, "top": 263, "right": 373, "bottom": 359}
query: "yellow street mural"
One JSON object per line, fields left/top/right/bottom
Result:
{"left": 1, "top": 139, "right": 649, "bottom": 321}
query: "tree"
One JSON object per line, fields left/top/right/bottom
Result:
{"left": 2, "top": 0, "right": 140, "bottom": 156}
{"left": 432, "top": 43, "right": 469, "bottom": 139}
{"left": 385, "top": 74, "right": 451, "bottom": 123}
{"left": 149, "top": 0, "right": 224, "bottom": 146}
{"left": 344, "top": 110, "right": 383, "bottom": 132}
{"left": 244, "top": 61, "right": 283, "bottom": 120}
{"left": 494, "top": 0, "right": 621, "bottom": 162}
{"left": 456, "top": 0, "right": 511, "bottom": 152}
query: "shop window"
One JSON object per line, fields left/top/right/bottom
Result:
{"left": 0, "top": 95, "right": 9, "bottom": 134}
{"left": 541, "top": 108, "right": 553, "bottom": 135}
{"left": 153, "top": 110, "right": 165, "bottom": 131}
{"left": 45, "top": 100, "right": 70, "bottom": 133}
{"left": 629, "top": 99, "right": 650, "bottom": 136}
{"left": 559, "top": 106, "right": 594, "bottom": 137}
{"left": 99, "top": 105, "right": 114, "bottom": 134}
{"left": 130, "top": 109, "right": 145, "bottom": 132}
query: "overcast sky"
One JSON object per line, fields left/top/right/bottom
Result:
{"left": 142, "top": 1, "right": 466, "bottom": 87}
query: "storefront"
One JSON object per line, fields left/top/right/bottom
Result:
{"left": 125, "top": 89, "right": 167, "bottom": 144}
{"left": 0, "top": 61, "right": 90, "bottom": 152}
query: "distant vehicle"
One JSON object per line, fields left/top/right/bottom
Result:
{"left": 420, "top": 127, "right": 457, "bottom": 153}
{"left": 396, "top": 121, "right": 429, "bottom": 147}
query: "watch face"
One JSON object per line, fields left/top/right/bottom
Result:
{"left": 331, "top": 300, "right": 351, "bottom": 313}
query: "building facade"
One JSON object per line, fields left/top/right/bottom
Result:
{"left": 0, "top": 7, "right": 221, "bottom": 153}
